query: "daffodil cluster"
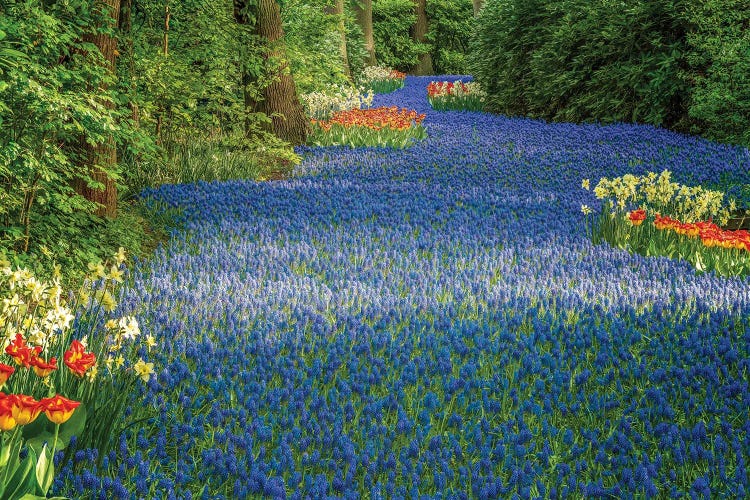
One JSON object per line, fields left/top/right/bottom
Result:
{"left": 0, "top": 260, "right": 71, "bottom": 351}
{"left": 594, "top": 170, "right": 729, "bottom": 224}
{"left": 300, "top": 84, "right": 375, "bottom": 121}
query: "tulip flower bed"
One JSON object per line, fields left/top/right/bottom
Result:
{"left": 588, "top": 170, "right": 750, "bottom": 275}
{"left": 359, "top": 66, "right": 407, "bottom": 94}
{"left": 308, "top": 106, "right": 427, "bottom": 148}
{"left": 0, "top": 251, "right": 155, "bottom": 497}
{"left": 427, "top": 80, "right": 487, "bottom": 111}
{"left": 50, "top": 76, "right": 750, "bottom": 498}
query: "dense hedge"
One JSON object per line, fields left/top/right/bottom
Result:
{"left": 372, "top": 0, "right": 473, "bottom": 74}
{"left": 469, "top": 0, "right": 750, "bottom": 147}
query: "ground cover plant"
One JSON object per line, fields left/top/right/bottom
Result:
{"left": 46, "top": 76, "right": 750, "bottom": 498}
{"left": 308, "top": 106, "right": 426, "bottom": 148}
{"left": 427, "top": 80, "right": 486, "bottom": 111}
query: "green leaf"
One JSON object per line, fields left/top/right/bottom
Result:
{"left": 24, "top": 433, "right": 63, "bottom": 459}
{"left": 4, "top": 447, "right": 36, "bottom": 500}
{"left": 34, "top": 444, "right": 53, "bottom": 495}
{"left": 19, "top": 495, "right": 68, "bottom": 500}
{"left": 57, "top": 404, "right": 87, "bottom": 447}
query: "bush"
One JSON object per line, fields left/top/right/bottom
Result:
{"left": 426, "top": 0, "right": 474, "bottom": 74}
{"left": 469, "top": 0, "right": 750, "bottom": 147}
{"left": 684, "top": 0, "right": 750, "bottom": 146}
{"left": 0, "top": 1, "right": 147, "bottom": 284}
{"left": 284, "top": 0, "right": 351, "bottom": 94}
{"left": 372, "top": 0, "right": 429, "bottom": 72}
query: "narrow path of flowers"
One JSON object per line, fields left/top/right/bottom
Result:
{"left": 66, "top": 77, "right": 750, "bottom": 498}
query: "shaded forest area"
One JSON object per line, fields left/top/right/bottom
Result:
{"left": 0, "top": 0, "right": 475, "bottom": 280}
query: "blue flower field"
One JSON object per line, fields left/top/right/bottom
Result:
{"left": 59, "top": 77, "right": 750, "bottom": 498}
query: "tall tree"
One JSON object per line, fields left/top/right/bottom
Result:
{"left": 411, "top": 0, "right": 433, "bottom": 75}
{"left": 325, "top": 0, "right": 351, "bottom": 78}
{"left": 472, "top": 0, "right": 483, "bottom": 16}
{"left": 232, "top": 0, "right": 259, "bottom": 138}
{"left": 255, "top": 0, "right": 308, "bottom": 145}
{"left": 353, "top": 0, "right": 376, "bottom": 65}
{"left": 76, "top": 0, "right": 121, "bottom": 218}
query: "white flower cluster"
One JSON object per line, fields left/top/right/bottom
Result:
{"left": 359, "top": 65, "right": 399, "bottom": 83}
{"left": 300, "top": 85, "right": 374, "bottom": 120}
{"left": 0, "top": 263, "right": 72, "bottom": 350}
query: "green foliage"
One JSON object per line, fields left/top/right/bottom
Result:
{"left": 283, "top": 0, "right": 350, "bottom": 93}
{"left": 364, "top": 78, "right": 404, "bottom": 94}
{"left": 344, "top": 10, "right": 368, "bottom": 79}
{"left": 122, "top": 0, "right": 252, "bottom": 140}
{"left": 0, "top": 0, "right": 137, "bottom": 283}
{"left": 308, "top": 122, "right": 427, "bottom": 148}
{"left": 372, "top": 0, "right": 428, "bottom": 72}
{"left": 123, "top": 134, "right": 299, "bottom": 195}
{"left": 469, "top": 0, "right": 689, "bottom": 126}
{"left": 684, "top": 0, "right": 750, "bottom": 146}
{"left": 469, "top": 0, "right": 750, "bottom": 147}
{"left": 426, "top": 0, "right": 473, "bottom": 74}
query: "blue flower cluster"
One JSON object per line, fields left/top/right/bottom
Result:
{"left": 56, "top": 77, "right": 750, "bottom": 498}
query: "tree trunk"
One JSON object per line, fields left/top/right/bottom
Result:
{"left": 255, "top": 0, "right": 308, "bottom": 145}
{"left": 472, "top": 0, "right": 484, "bottom": 16}
{"left": 162, "top": 0, "right": 170, "bottom": 57}
{"left": 232, "top": 0, "right": 258, "bottom": 138}
{"left": 353, "top": 0, "right": 376, "bottom": 66}
{"left": 119, "top": 0, "right": 139, "bottom": 124}
{"left": 77, "top": 0, "right": 120, "bottom": 219}
{"left": 411, "top": 0, "right": 433, "bottom": 75}
{"left": 325, "top": 0, "right": 351, "bottom": 79}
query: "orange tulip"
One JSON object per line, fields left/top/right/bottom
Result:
{"left": 0, "top": 364, "right": 14, "bottom": 386}
{"left": 29, "top": 356, "right": 57, "bottom": 378}
{"left": 40, "top": 395, "right": 80, "bottom": 425}
{"left": 64, "top": 340, "right": 96, "bottom": 377}
{"left": 0, "top": 394, "right": 16, "bottom": 431}
{"left": 9, "top": 394, "right": 43, "bottom": 425}
{"left": 5, "top": 334, "right": 36, "bottom": 367}
{"left": 628, "top": 209, "right": 646, "bottom": 226}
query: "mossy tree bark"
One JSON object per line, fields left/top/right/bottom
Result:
{"left": 411, "top": 0, "right": 433, "bottom": 75}
{"left": 76, "top": 0, "right": 120, "bottom": 219}
{"left": 353, "top": 0, "right": 376, "bottom": 66}
{"left": 472, "top": 0, "right": 484, "bottom": 16}
{"left": 255, "top": 0, "right": 308, "bottom": 145}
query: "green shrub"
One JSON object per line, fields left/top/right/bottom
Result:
{"left": 372, "top": 0, "right": 429, "bottom": 72}
{"left": 284, "top": 0, "right": 351, "bottom": 94}
{"left": 684, "top": 0, "right": 750, "bottom": 146}
{"left": 426, "top": 0, "right": 473, "bottom": 75}
{"left": 470, "top": 0, "right": 750, "bottom": 147}
{"left": 0, "top": 1, "right": 140, "bottom": 283}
